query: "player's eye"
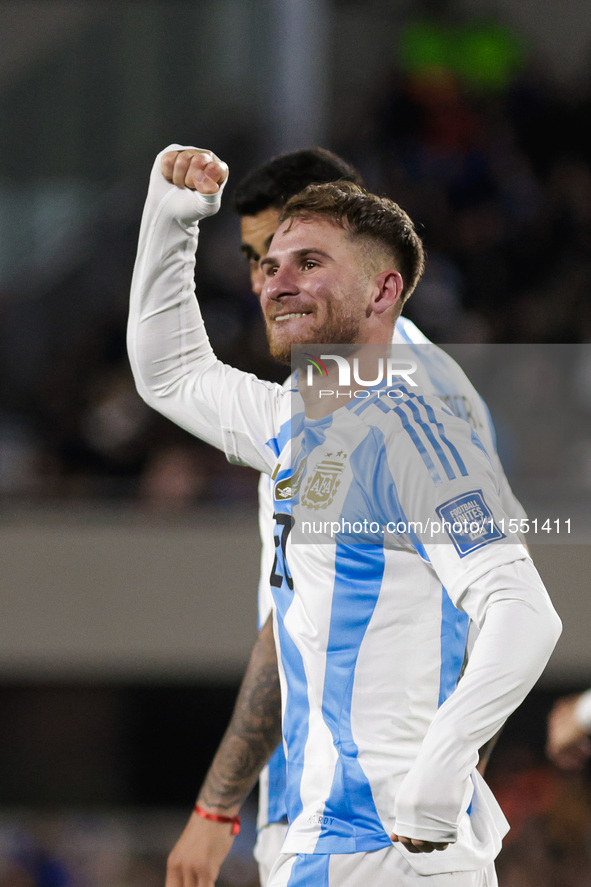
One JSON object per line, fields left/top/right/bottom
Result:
{"left": 303, "top": 260, "right": 317, "bottom": 270}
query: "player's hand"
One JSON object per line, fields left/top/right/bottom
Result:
{"left": 161, "top": 148, "right": 228, "bottom": 194}
{"left": 546, "top": 694, "right": 591, "bottom": 770}
{"left": 166, "top": 807, "right": 236, "bottom": 887}
{"left": 391, "top": 833, "right": 450, "bottom": 854}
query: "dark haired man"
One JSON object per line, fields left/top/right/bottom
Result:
{"left": 128, "top": 147, "right": 560, "bottom": 887}
{"left": 235, "top": 147, "right": 365, "bottom": 300}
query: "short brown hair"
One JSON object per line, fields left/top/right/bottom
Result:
{"left": 281, "top": 181, "right": 425, "bottom": 302}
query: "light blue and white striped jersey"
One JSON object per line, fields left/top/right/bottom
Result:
{"left": 256, "top": 316, "right": 526, "bottom": 838}
{"left": 129, "top": 161, "right": 557, "bottom": 877}
{"left": 256, "top": 349, "right": 527, "bottom": 869}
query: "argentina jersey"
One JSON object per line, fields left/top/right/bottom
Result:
{"left": 268, "top": 372, "right": 526, "bottom": 858}
{"left": 255, "top": 318, "right": 526, "bottom": 838}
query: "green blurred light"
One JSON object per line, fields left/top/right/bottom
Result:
{"left": 457, "top": 23, "right": 524, "bottom": 88}
{"left": 399, "top": 20, "right": 525, "bottom": 90}
{"left": 400, "top": 22, "right": 451, "bottom": 73}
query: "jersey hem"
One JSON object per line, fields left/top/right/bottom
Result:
{"left": 282, "top": 833, "right": 394, "bottom": 854}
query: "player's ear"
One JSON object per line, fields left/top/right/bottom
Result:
{"left": 370, "top": 270, "right": 403, "bottom": 316}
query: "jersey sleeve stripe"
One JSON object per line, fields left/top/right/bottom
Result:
{"left": 410, "top": 393, "right": 469, "bottom": 478}
{"left": 392, "top": 404, "right": 444, "bottom": 486}
{"left": 399, "top": 398, "right": 458, "bottom": 482}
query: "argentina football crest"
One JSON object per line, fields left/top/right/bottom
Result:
{"left": 300, "top": 452, "right": 348, "bottom": 510}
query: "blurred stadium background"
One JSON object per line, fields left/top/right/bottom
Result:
{"left": 0, "top": 1, "right": 590, "bottom": 884}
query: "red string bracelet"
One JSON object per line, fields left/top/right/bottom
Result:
{"left": 194, "top": 803, "right": 241, "bottom": 836}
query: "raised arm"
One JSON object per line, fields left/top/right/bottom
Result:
{"left": 127, "top": 146, "right": 284, "bottom": 473}
{"left": 166, "top": 614, "right": 282, "bottom": 887}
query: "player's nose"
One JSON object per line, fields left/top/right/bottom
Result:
{"left": 263, "top": 263, "right": 300, "bottom": 301}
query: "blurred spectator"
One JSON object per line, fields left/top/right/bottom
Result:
{"left": 1, "top": 12, "right": 590, "bottom": 507}
{"left": 547, "top": 691, "right": 591, "bottom": 771}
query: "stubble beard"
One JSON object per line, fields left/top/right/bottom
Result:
{"left": 266, "top": 304, "right": 364, "bottom": 365}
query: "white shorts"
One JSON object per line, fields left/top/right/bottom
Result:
{"left": 254, "top": 822, "right": 289, "bottom": 886}
{"left": 267, "top": 845, "right": 498, "bottom": 887}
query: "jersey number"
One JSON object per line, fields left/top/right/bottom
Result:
{"left": 270, "top": 512, "right": 294, "bottom": 590}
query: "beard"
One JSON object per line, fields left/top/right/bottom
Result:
{"left": 265, "top": 302, "right": 364, "bottom": 365}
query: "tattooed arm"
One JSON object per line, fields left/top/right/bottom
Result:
{"left": 166, "top": 614, "right": 281, "bottom": 887}
{"left": 197, "top": 613, "right": 282, "bottom": 810}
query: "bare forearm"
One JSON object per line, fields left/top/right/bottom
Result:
{"left": 198, "top": 614, "right": 282, "bottom": 813}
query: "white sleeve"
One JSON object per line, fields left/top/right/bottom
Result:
{"left": 392, "top": 558, "right": 561, "bottom": 844}
{"left": 383, "top": 396, "right": 529, "bottom": 600}
{"left": 127, "top": 145, "right": 284, "bottom": 474}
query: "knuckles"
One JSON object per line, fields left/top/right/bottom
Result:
{"left": 161, "top": 149, "right": 228, "bottom": 189}
{"left": 392, "top": 834, "right": 449, "bottom": 854}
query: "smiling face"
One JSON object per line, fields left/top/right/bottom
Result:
{"left": 259, "top": 217, "right": 378, "bottom": 364}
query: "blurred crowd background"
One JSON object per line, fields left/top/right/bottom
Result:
{"left": 1, "top": 1, "right": 591, "bottom": 885}
{"left": 1, "top": 0, "right": 591, "bottom": 509}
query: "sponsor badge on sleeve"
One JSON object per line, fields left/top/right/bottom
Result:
{"left": 436, "top": 489, "right": 505, "bottom": 557}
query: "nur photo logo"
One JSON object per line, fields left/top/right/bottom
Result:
{"left": 303, "top": 353, "right": 329, "bottom": 384}
{"left": 306, "top": 353, "right": 418, "bottom": 387}
{"left": 299, "top": 348, "right": 419, "bottom": 399}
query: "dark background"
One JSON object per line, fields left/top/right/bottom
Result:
{"left": 1, "top": 2, "right": 591, "bottom": 884}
